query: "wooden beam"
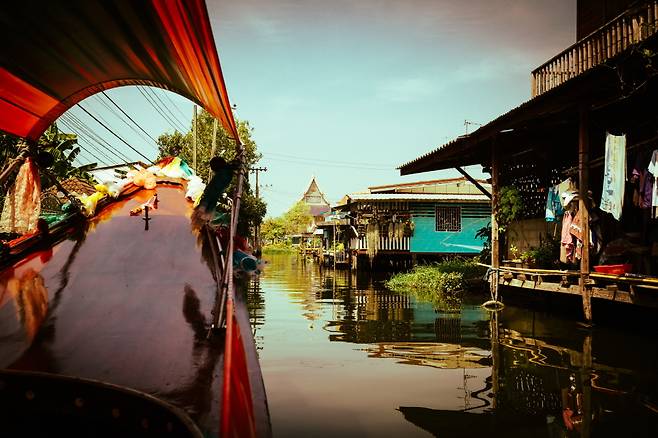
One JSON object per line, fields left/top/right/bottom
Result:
{"left": 491, "top": 140, "right": 500, "bottom": 299}
{"left": 579, "top": 106, "right": 593, "bottom": 323}
{"left": 455, "top": 167, "right": 492, "bottom": 199}
{"left": 500, "top": 278, "right": 636, "bottom": 304}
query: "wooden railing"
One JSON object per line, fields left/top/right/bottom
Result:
{"left": 532, "top": 1, "right": 658, "bottom": 97}
{"left": 352, "top": 236, "right": 410, "bottom": 251}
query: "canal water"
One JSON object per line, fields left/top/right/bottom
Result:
{"left": 249, "top": 253, "right": 658, "bottom": 437}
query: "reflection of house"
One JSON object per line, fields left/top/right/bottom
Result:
{"left": 332, "top": 177, "right": 491, "bottom": 268}
{"left": 399, "top": 0, "right": 658, "bottom": 319}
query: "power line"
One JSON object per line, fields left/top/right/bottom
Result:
{"left": 162, "top": 90, "right": 191, "bottom": 125}
{"left": 60, "top": 116, "right": 120, "bottom": 164}
{"left": 261, "top": 150, "right": 396, "bottom": 169}
{"left": 146, "top": 87, "right": 189, "bottom": 130}
{"left": 262, "top": 155, "right": 395, "bottom": 171}
{"left": 137, "top": 86, "right": 187, "bottom": 132}
{"left": 76, "top": 104, "right": 153, "bottom": 163}
{"left": 99, "top": 91, "right": 160, "bottom": 149}
{"left": 93, "top": 95, "right": 157, "bottom": 151}
{"left": 61, "top": 114, "right": 131, "bottom": 164}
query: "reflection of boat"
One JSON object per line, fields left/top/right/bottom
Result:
{"left": 397, "top": 406, "right": 551, "bottom": 438}
{"left": 0, "top": 1, "right": 270, "bottom": 436}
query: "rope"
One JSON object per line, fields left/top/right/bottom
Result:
{"left": 482, "top": 267, "right": 505, "bottom": 310}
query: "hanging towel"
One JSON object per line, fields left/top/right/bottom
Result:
{"left": 600, "top": 133, "right": 626, "bottom": 220}
{"left": 648, "top": 150, "right": 658, "bottom": 217}
{"left": 0, "top": 158, "right": 41, "bottom": 234}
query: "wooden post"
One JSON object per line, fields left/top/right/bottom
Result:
{"left": 580, "top": 334, "right": 593, "bottom": 437}
{"left": 491, "top": 140, "right": 500, "bottom": 300}
{"left": 579, "top": 107, "right": 592, "bottom": 323}
{"left": 333, "top": 221, "right": 337, "bottom": 271}
{"left": 490, "top": 310, "right": 500, "bottom": 409}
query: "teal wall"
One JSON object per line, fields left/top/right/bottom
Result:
{"left": 410, "top": 202, "right": 490, "bottom": 254}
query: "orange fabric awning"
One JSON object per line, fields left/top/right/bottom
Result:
{"left": 0, "top": 0, "right": 239, "bottom": 143}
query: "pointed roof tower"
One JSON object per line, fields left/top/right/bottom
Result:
{"left": 301, "top": 176, "right": 330, "bottom": 217}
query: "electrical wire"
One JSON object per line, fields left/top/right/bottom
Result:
{"left": 162, "top": 90, "right": 191, "bottom": 125}
{"left": 262, "top": 150, "right": 396, "bottom": 169}
{"left": 137, "top": 86, "right": 188, "bottom": 132}
{"left": 262, "top": 154, "right": 395, "bottom": 171}
{"left": 99, "top": 92, "right": 160, "bottom": 149}
{"left": 145, "top": 87, "right": 189, "bottom": 130}
{"left": 60, "top": 114, "right": 131, "bottom": 164}
{"left": 77, "top": 103, "right": 153, "bottom": 163}
{"left": 59, "top": 117, "right": 117, "bottom": 165}
{"left": 62, "top": 113, "right": 131, "bottom": 163}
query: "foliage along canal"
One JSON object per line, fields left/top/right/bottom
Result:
{"left": 248, "top": 253, "right": 658, "bottom": 437}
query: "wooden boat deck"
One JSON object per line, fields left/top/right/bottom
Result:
{"left": 0, "top": 185, "right": 225, "bottom": 435}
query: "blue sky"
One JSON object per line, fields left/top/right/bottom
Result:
{"left": 62, "top": 0, "right": 575, "bottom": 217}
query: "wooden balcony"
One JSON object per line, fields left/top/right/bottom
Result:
{"left": 532, "top": 1, "right": 658, "bottom": 97}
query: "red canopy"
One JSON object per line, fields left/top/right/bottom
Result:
{"left": 0, "top": 0, "right": 239, "bottom": 143}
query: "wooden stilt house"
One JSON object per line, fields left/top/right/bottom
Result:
{"left": 333, "top": 177, "right": 491, "bottom": 268}
{"left": 400, "top": 0, "right": 658, "bottom": 321}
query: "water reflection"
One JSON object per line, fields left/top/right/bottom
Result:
{"left": 251, "top": 254, "right": 658, "bottom": 437}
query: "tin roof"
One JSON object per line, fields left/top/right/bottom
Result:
{"left": 345, "top": 193, "right": 490, "bottom": 203}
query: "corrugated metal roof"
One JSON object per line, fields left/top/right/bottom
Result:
{"left": 397, "top": 136, "right": 471, "bottom": 172}
{"left": 346, "top": 193, "right": 490, "bottom": 202}
{"left": 367, "top": 176, "right": 489, "bottom": 192}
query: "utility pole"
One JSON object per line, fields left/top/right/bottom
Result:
{"left": 192, "top": 105, "right": 197, "bottom": 171}
{"left": 249, "top": 166, "right": 267, "bottom": 249}
{"left": 250, "top": 166, "right": 267, "bottom": 199}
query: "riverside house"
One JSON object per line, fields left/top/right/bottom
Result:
{"left": 399, "top": 0, "right": 658, "bottom": 321}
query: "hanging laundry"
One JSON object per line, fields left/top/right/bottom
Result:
{"left": 631, "top": 167, "right": 653, "bottom": 209}
{"left": 569, "top": 210, "right": 584, "bottom": 260}
{"left": 560, "top": 210, "right": 575, "bottom": 264}
{"left": 648, "top": 150, "right": 658, "bottom": 218}
{"left": 599, "top": 133, "right": 626, "bottom": 220}
{"left": 557, "top": 177, "right": 576, "bottom": 207}
{"left": 545, "top": 185, "right": 563, "bottom": 222}
{"left": 0, "top": 158, "right": 41, "bottom": 234}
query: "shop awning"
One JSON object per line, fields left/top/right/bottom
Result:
{"left": 0, "top": 0, "right": 239, "bottom": 143}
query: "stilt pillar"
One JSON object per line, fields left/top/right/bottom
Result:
{"left": 491, "top": 140, "right": 500, "bottom": 300}
{"left": 579, "top": 106, "right": 592, "bottom": 323}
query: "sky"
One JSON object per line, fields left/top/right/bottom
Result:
{"left": 61, "top": 0, "right": 576, "bottom": 218}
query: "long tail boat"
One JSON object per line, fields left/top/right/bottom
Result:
{"left": 0, "top": 1, "right": 270, "bottom": 436}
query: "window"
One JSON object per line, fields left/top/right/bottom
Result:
{"left": 436, "top": 206, "right": 461, "bottom": 232}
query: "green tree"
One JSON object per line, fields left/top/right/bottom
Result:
{"left": 156, "top": 110, "right": 266, "bottom": 236}
{"left": 261, "top": 217, "right": 286, "bottom": 243}
{"left": 281, "top": 201, "right": 313, "bottom": 236}
{"left": 38, "top": 124, "right": 97, "bottom": 183}
{"left": 1, "top": 123, "right": 96, "bottom": 188}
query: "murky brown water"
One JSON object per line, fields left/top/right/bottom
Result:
{"left": 250, "top": 253, "right": 658, "bottom": 437}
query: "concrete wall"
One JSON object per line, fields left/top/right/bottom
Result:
{"left": 410, "top": 202, "right": 490, "bottom": 254}
{"left": 507, "top": 218, "right": 558, "bottom": 254}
